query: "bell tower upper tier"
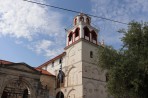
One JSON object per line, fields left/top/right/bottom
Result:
{"left": 66, "top": 13, "right": 99, "bottom": 47}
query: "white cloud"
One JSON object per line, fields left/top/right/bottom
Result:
{"left": 45, "top": 49, "right": 63, "bottom": 58}
{"left": 91, "top": 0, "right": 148, "bottom": 49}
{"left": 0, "top": 0, "right": 65, "bottom": 58}
{"left": 0, "top": 0, "right": 63, "bottom": 40}
{"left": 28, "top": 39, "right": 63, "bottom": 58}
{"left": 34, "top": 40, "right": 52, "bottom": 54}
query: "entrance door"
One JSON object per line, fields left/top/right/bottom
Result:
{"left": 56, "top": 91, "right": 64, "bottom": 98}
{"left": 1, "top": 91, "right": 8, "bottom": 98}
{"left": 2, "top": 80, "right": 30, "bottom": 98}
{"left": 23, "top": 89, "right": 28, "bottom": 98}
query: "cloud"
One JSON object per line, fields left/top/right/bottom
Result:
{"left": 0, "top": 0, "right": 63, "bottom": 40}
{"left": 34, "top": 40, "right": 52, "bottom": 54}
{"left": 91, "top": 0, "right": 148, "bottom": 49}
{"left": 28, "top": 39, "right": 63, "bottom": 58}
{"left": 0, "top": 0, "right": 65, "bottom": 58}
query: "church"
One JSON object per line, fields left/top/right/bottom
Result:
{"left": 37, "top": 13, "right": 109, "bottom": 98}
{"left": 0, "top": 60, "right": 55, "bottom": 98}
{"left": 0, "top": 13, "right": 110, "bottom": 98}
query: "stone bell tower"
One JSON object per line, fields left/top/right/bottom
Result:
{"left": 62, "top": 13, "right": 108, "bottom": 98}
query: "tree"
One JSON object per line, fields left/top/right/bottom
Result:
{"left": 98, "top": 21, "right": 148, "bottom": 98}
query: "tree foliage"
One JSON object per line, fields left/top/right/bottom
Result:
{"left": 98, "top": 21, "right": 148, "bottom": 98}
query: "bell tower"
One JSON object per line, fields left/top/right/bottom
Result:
{"left": 66, "top": 13, "right": 98, "bottom": 47}
{"left": 63, "top": 13, "right": 108, "bottom": 98}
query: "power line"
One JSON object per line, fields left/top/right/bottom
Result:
{"left": 23, "top": 0, "right": 129, "bottom": 25}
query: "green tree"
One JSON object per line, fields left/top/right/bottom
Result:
{"left": 98, "top": 21, "right": 148, "bottom": 98}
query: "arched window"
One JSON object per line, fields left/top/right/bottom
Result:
{"left": 68, "top": 33, "right": 73, "bottom": 42}
{"left": 84, "top": 27, "right": 90, "bottom": 38}
{"left": 75, "top": 28, "right": 79, "bottom": 38}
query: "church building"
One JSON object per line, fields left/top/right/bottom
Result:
{"left": 37, "top": 13, "right": 109, "bottom": 98}
{"left": 0, "top": 60, "right": 55, "bottom": 98}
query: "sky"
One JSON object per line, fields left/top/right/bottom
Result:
{"left": 0, "top": 0, "right": 148, "bottom": 67}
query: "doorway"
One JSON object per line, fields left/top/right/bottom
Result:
{"left": 1, "top": 80, "right": 30, "bottom": 98}
{"left": 56, "top": 91, "right": 64, "bottom": 98}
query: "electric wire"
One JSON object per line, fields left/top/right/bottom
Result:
{"left": 23, "top": 0, "right": 129, "bottom": 25}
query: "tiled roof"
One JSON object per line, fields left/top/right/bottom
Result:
{"left": 0, "top": 60, "right": 14, "bottom": 64}
{"left": 35, "top": 68, "right": 55, "bottom": 76}
{"left": 37, "top": 52, "right": 66, "bottom": 68}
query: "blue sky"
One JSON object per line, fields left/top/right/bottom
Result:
{"left": 0, "top": 0, "right": 148, "bottom": 67}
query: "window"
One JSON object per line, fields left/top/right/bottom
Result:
{"left": 90, "top": 51, "right": 93, "bottom": 58}
{"left": 52, "top": 62, "right": 54, "bottom": 67}
{"left": 59, "top": 58, "right": 62, "bottom": 64}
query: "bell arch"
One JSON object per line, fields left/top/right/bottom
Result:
{"left": 91, "top": 30, "right": 97, "bottom": 41}
{"left": 83, "top": 26, "right": 90, "bottom": 40}
{"left": 74, "top": 28, "right": 80, "bottom": 41}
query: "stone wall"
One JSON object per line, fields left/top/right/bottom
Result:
{"left": 0, "top": 63, "right": 50, "bottom": 98}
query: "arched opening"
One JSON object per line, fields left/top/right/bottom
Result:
{"left": 74, "top": 28, "right": 80, "bottom": 41}
{"left": 69, "top": 33, "right": 73, "bottom": 42}
{"left": 1, "top": 91, "right": 7, "bottom": 98}
{"left": 68, "top": 32, "right": 73, "bottom": 45}
{"left": 91, "top": 31, "right": 97, "bottom": 43}
{"left": 83, "top": 27, "right": 90, "bottom": 40}
{"left": 23, "top": 89, "right": 28, "bottom": 98}
{"left": 2, "top": 79, "right": 31, "bottom": 98}
{"left": 56, "top": 91, "right": 64, "bottom": 98}
{"left": 74, "top": 18, "right": 77, "bottom": 25}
